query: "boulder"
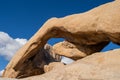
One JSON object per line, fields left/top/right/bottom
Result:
{"left": 53, "top": 41, "right": 109, "bottom": 60}
{"left": 24, "top": 49, "right": 120, "bottom": 80}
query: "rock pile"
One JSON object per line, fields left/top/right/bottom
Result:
{"left": 1, "top": 0, "right": 120, "bottom": 80}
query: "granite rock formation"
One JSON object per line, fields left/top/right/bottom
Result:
{"left": 2, "top": 0, "right": 120, "bottom": 79}
{"left": 1, "top": 49, "right": 120, "bottom": 80}
{"left": 2, "top": 44, "right": 61, "bottom": 78}
{"left": 23, "top": 49, "right": 120, "bottom": 80}
{"left": 53, "top": 41, "right": 109, "bottom": 60}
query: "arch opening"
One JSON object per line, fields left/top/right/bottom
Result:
{"left": 47, "top": 38, "right": 75, "bottom": 64}
{"left": 101, "top": 42, "right": 120, "bottom": 52}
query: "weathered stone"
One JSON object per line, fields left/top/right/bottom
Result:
{"left": 24, "top": 49, "right": 120, "bottom": 80}
{"left": 0, "top": 78, "right": 17, "bottom": 80}
{"left": 44, "top": 62, "right": 64, "bottom": 73}
{"left": 3, "top": 0, "right": 120, "bottom": 78}
{"left": 2, "top": 44, "right": 61, "bottom": 78}
{"left": 53, "top": 41, "right": 109, "bottom": 60}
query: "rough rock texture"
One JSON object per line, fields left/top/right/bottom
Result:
{"left": 2, "top": 44, "right": 61, "bottom": 78}
{"left": 1, "top": 49, "right": 120, "bottom": 80}
{"left": 22, "top": 49, "right": 120, "bottom": 80}
{"left": 44, "top": 62, "right": 64, "bottom": 73}
{"left": 53, "top": 41, "right": 109, "bottom": 60}
{"left": 2, "top": 0, "right": 120, "bottom": 79}
{"left": 0, "top": 78, "right": 17, "bottom": 80}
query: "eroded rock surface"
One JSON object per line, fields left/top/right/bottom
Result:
{"left": 2, "top": 0, "right": 120, "bottom": 79}
{"left": 24, "top": 49, "right": 120, "bottom": 80}
{"left": 1, "top": 49, "right": 120, "bottom": 80}
{"left": 53, "top": 41, "right": 109, "bottom": 60}
{"left": 44, "top": 62, "right": 65, "bottom": 73}
{"left": 2, "top": 44, "right": 61, "bottom": 78}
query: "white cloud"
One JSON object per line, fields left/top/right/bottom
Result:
{"left": 0, "top": 32, "right": 27, "bottom": 61}
{"left": 61, "top": 56, "right": 74, "bottom": 64}
{"left": 0, "top": 70, "right": 4, "bottom": 76}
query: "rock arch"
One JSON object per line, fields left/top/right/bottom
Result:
{"left": 2, "top": 0, "right": 120, "bottom": 78}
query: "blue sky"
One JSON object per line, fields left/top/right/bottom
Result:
{"left": 0, "top": 0, "right": 119, "bottom": 75}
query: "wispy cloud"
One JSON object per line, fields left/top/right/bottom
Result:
{"left": 0, "top": 70, "right": 4, "bottom": 76}
{"left": 0, "top": 32, "right": 27, "bottom": 61}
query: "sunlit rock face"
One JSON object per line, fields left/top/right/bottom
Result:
{"left": 2, "top": 0, "right": 120, "bottom": 80}
{"left": 24, "top": 49, "right": 120, "bottom": 80}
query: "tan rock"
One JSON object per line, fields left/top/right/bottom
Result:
{"left": 3, "top": 0, "right": 120, "bottom": 78}
{"left": 0, "top": 78, "right": 17, "bottom": 80}
{"left": 2, "top": 44, "right": 61, "bottom": 78}
{"left": 24, "top": 49, "right": 120, "bottom": 80}
{"left": 53, "top": 41, "right": 108, "bottom": 60}
{"left": 44, "top": 62, "right": 64, "bottom": 73}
